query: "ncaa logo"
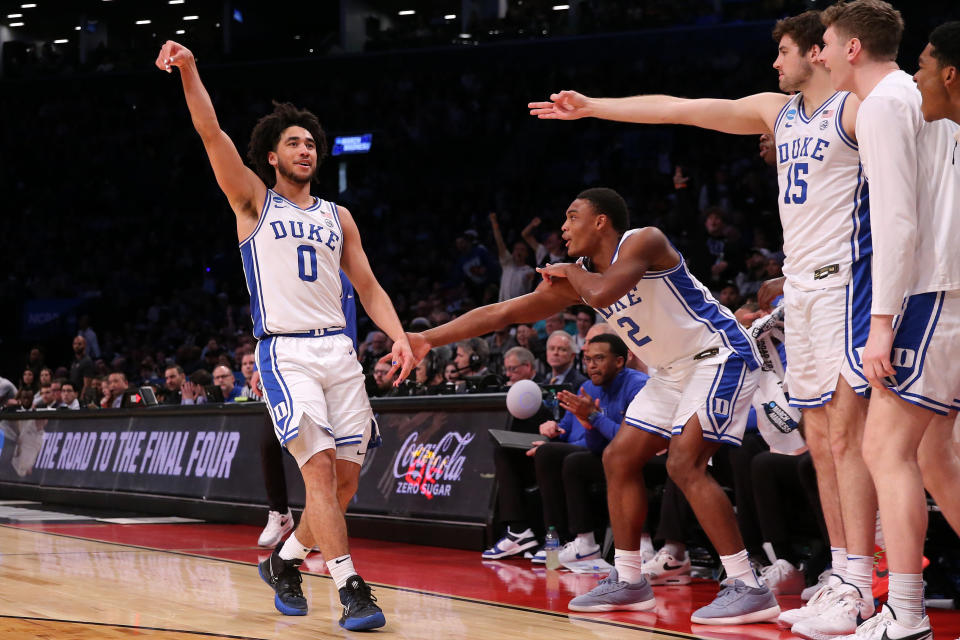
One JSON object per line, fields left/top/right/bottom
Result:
{"left": 273, "top": 401, "right": 289, "bottom": 421}
{"left": 711, "top": 398, "right": 731, "bottom": 416}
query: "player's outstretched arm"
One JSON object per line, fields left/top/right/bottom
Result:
{"left": 404, "top": 279, "right": 580, "bottom": 365}
{"left": 528, "top": 90, "right": 789, "bottom": 135}
{"left": 156, "top": 41, "right": 264, "bottom": 223}
{"left": 337, "top": 206, "right": 415, "bottom": 382}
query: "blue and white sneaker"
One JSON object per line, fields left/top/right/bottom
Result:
{"left": 482, "top": 528, "right": 538, "bottom": 560}
{"left": 559, "top": 539, "right": 602, "bottom": 565}
{"left": 530, "top": 547, "right": 546, "bottom": 564}
{"left": 690, "top": 579, "right": 781, "bottom": 625}
{"left": 568, "top": 569, "right": 656, "bottom": 612}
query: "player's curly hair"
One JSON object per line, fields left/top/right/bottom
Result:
{"left": 930, "top": 22, "right": 960, "bottom": 71}
{"left": 247, "top": 101, "right": 328, "bottom": 185}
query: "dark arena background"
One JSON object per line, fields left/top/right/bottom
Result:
{"left": 1, "top": 1, "right": 959, "bottom": 639}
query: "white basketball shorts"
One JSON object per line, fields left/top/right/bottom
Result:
{"left": 783, "top": 269, "right": 870, "bottom": 409}
{"left": 256, "top": 332, "right": 378, "bottom": 466}
{"left": 623, "top": 348, "right": 759, "bottom": 446}
{"left": 885, "top": 290, "right": 960, "bottom": 415}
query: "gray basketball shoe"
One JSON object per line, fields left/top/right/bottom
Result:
{"left": 567, "top": 569, "right": 657, "bottom": 612}
{"left": 690, "top": 579, "right": 781, "bottom": 625}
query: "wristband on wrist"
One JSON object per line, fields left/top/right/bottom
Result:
{"left": 587, "top": 410, "right": 602, "bottom": 425}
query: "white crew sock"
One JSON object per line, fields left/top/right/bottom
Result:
{"left": 279, "top": 530, "right": 310, "bottom": 561}
{"left": 831, "top": 546, "right": 848, "bottom": 579}
{"left": 845, "top": 554, "right": 874, "bottom": 598}
{"left": 326, "top": 554, "right": 357, "bottom": 590}
{"left": 640, "top": 533, "right": 655, "bottom": 558}
{"left": 887, "top": 572, "right": 925, "bottom": 627}
{"left": 576, "top": 531, "right": 596, "bottom": 548}
{"left": 720, "top": 549, "right": 761, "bottom": 588}
{"left": 614, "top": 548, "right": 645, "bottom": 584}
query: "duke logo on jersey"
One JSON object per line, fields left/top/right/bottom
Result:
{"left": 239, "top": 189, "right": 347, "bottom": 339}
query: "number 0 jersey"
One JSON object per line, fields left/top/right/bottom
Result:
{"left": 239, "top": 189, "right": 346, "bottom": 339}
{"left": 774, "top": 91, "right": 869, "bottom": 291}
{"left": 582, "top": 229, "right": 761, "bottom": 371}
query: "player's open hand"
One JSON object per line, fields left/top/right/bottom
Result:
{"left": 155, "top": 40, "right": 195, "bottom": 73}
{"left": 862, "top": 316, "right": 896, "bottom": 389}
{"left": 536, "top": 262, "right": 571, "bottom": 285}
{"left": 528, "top": 90, "right": 592, "bottom": 120}
{"left": 385, "top": 335, "right": 417, "bottom": 385}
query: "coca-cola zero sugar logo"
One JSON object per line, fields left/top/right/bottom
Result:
{"left": 393, "top": 431, "right": 474, "bottom": 499}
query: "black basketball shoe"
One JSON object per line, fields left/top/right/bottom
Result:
{"left": 258, "top": 546, "right": 307, "bottom": 616}
{"left": 338, "top": 575, "right": 386, "bottom": 631}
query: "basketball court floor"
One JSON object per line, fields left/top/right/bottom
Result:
{"left": 1, "top": 501, "right": 957, "bottom": 639}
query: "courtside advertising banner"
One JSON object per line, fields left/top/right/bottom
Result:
{"left": 352, "top": 409, "right": 499, "bottom": 521}
{"left": 0, "top": 412, "right": 280, "bottom": 503}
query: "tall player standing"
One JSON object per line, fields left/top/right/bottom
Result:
{"left": 400, "top": 187, "right": 780, "bottom": 625}
{"left": 816, "top": 6, "right": 960, "bottom": 640}
{"left": 155, "top": 40, "right": 414, "bottom": 631}
{"left": 529, "top": 12, "right": 880, "bottom": 636}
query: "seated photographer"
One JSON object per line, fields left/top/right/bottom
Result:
{"left": 482, "top": 334, "right": 647, "bottom": 563}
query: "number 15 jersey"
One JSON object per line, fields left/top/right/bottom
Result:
{"left": 239, "top": 189, "right": 346, "bottom": 339}
{"left": 774, "top": 91, "right": 869, "bottom": 292}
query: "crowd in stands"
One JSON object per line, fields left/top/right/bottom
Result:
{"left": 4, "top": 1, "right": 960, "bottom": 609}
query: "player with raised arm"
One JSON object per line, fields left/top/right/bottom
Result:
{"left": 155, "top": 40, "right": 414, "bottom": 631}
{"left": 816, "top": 6, "right": 960, "bottom": 639}
{"left": 529, "top": 12, "right": 880, "bottom": 635}
{"left": 400, "top": 188, "right": 779, "bottom": 624}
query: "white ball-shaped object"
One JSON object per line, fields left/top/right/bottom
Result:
{"left": 506, "top": 379, "right": 542, "bottom": 419}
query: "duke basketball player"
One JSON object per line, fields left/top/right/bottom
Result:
{"left": 529, "top": 11, "right": 881, "bottom": 633}
{"left": 156, "top": 39, "right": 414, "bottom": 631}
{"left": 403, "top": 188, "right": 781, "bottom": 624}
{"left": 818, "top": 7, "right": 960, "bottom": 640}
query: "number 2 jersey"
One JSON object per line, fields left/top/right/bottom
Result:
{"left": 774, "top": 91, "right": 869, "bottom": 292}
{"left": 239, "top": 189, "right": 346, "bottom": 339}
{"left": 582, "top": 229, "right": 762, "bottom": 371}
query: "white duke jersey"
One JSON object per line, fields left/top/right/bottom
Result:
{"left": 583, "top": 229, "right": 762, "bottom": 370}
{"left": 856, "top": 71, "right": 960, "bottom": 314}
{"left": 239, "top": 189, "right": 346, "bottom": 339}
{"left": 774, "top": 91, "right": 869, "bottom": 291}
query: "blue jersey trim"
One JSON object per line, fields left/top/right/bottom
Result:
{"left": 774, "top": 96, "right": 795, "bottom": 133}
{"left": 835, "top": 93, "right": 858, "bottom": 150}
{"left": 238, "top": 189, "right": 272, "bottom": 248}
{"left": 797, "top": 91, "right": 841, "bottom": 124}
{"left": 625, "top": 417, "right": 672, "bottom": 440}
{"left": 240, "top": 241, "right": 266, "bottom": 339}
{"left": 663, "top": 265, "right": 762, "bottom": 370}
{"left": 272, "top": 189, "right": 322, "bottom": 212}
{"left": 893, "top": 390, "right": 955, "bottom": 416}
{"left": 788, "top": 391, "right": 836, "bottom": 409}
{"left": 641, "top": 260, "right": 685, "bottom": 279}
{"left": 250, "top": 239, "right": 270, "bottom": 337}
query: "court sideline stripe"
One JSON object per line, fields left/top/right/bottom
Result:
{"left": 0, "top": 613, "right": 265, "bottom": 640}
{"left": 0, "top": 524, "right": 705, "bottom": 640}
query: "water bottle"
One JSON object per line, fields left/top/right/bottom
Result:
{"left": 544, "top": 526, "right": 561, "bottom": 570}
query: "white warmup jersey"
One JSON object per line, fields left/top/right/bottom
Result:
{"left": 239, "top": 189, "right": 346, "bottom": 338}
{"left": 584, "top": 230, "right": 762, "bottom": 371}
{"left": 856, "top": 70, "right": 960, "bottom": 315}
{"left": 774, "top": 91, "right": 868, "bottom": 291}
